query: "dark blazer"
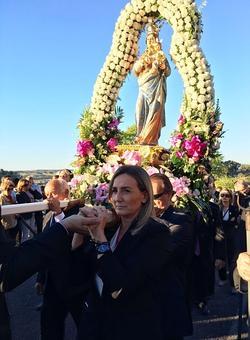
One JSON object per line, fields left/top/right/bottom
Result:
{"left": 79, "top": 217, "right": 174, "bottom": 340}
{"left": 16, "top": 190, "right": 43, "bottom": 220}
{"left": 156, "top": 206, "right": 194, "bottom": 337}
{"left": 38, "top": 205, "right": 92, "bottom": 300}
{"left": 0, "top": 224, "right": 71, "bottom": 292}
{"left": 220, "top": 204, "right": 239, "bottom": 229}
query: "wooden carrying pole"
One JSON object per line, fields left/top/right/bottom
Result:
{"left": 0, "top": 201, "right": 70, "bottom": 217}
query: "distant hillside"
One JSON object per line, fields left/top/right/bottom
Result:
{"left": 0, "top": 169, "right": 59, "bottom": 186}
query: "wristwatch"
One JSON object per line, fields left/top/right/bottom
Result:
{"left": 96, "top": 242, "right": 111, "bottom": 254}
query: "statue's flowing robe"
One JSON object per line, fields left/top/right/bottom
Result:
{"left": 135, "top": 68, "right": 167, "bottom": 145}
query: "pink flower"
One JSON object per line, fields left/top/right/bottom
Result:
{"left": 122, "top": 150, "right": 142, "bottom": 165}
{"left": 99, "top": 163, "right": 120, "bottom": 176}
{"left": 178, "top": 115, "right": 185, "bottom": 125}
{"left": 107, "top": 119, "right": 120, "bottom": 129}
{"left": 69, "top": 175, "right": 85, "bottom": 187}
{"left": 145, "top": 166, "right": 159, "bottom": 176}
{"left": 170, "top": 176, "right": 191, "bottom": 197}
{"left": 169, "top": 133, "right": 183, "bottom": 147}
{"left": 77, "top": 140, "right": 94, "bottom": 157}
{"left": 183, "top": 135, "right": 207, "bottom": 161}
{"left": 176, "top": 151, "right": 184, "bottom": 158}
{"left": 107, "top": 138, "right": 118, "bottom": 151}
{"left": 95, "top": 183, "right": 109, "bottom": 203}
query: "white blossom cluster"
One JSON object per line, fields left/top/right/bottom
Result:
{"left": 88, "top": 0, "right": 214, "bottom": 129}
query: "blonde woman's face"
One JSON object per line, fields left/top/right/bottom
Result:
{"left": 110, "top": 174, "right": 147, "bottom": 220}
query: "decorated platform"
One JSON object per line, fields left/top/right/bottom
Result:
{"left": 70, "top": 0, "right": 224, "bottom": 209}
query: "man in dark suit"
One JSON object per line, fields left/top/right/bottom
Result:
{"left": 36, "top": 178, "right": 90, "bottom": 340}
{"left": 150, "top": 173, "right": 194, "bottom": 340}
{"left": 0, "top": 211, "right": 102, "bottom": 339}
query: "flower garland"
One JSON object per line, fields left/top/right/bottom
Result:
{"left": 72, "top": 0, "right": 223, "bottom": 208}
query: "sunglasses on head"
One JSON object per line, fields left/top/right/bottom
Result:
{"left": 220, "top": 193, "right": 230, "bottom": 198}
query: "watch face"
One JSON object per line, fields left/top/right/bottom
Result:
{"left": 97, "top": 243, "right": 110, "bottom": 253}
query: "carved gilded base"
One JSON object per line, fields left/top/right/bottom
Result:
{"left": 116, "top": 144, "right": 170, "bottom": 167}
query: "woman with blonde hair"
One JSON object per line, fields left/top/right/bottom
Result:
{"left": 16, "top": 178, "right": 37, "bottom": 241}
{"left": 0, "top": 179, "right": 20, "bottom": 243}
{"left": 78, "top": 165, "right": 175, "bottom": 340}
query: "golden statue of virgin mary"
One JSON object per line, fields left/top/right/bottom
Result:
{"left": 133, "top": 19, "right": 171, "bottom": 145}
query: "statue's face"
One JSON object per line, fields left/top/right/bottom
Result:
{"left": 146, "top": 34, "right": 155, "bottom": 48}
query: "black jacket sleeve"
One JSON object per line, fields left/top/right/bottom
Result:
{"left": 0, "top": 223, "right": 71, "bottom": 292}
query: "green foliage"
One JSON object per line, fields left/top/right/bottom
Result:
{"left": 210, "top": 154, "right": 227, "bottom": 178}
{"left": 238, "top": 164, "right": 250, "bottom": 177}
{"left": 120, "top": 124, "right": 137, "bottom": 144}
{"left": 223, "top": 160, "right": 241, "bottom": 177}
{"left": 215, "top": 177, "right": 235, "bottom": 190}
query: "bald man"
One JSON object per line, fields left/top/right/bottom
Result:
{"left": 37, "top": 179, "right": 89, "bottom": 340}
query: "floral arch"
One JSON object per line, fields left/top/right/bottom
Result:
{"left": 72, "top": 0, "right": 223, "bottom": 207}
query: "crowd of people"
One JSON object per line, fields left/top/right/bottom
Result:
{"left": 0, "top": 166, "right": 250, "bottom": 340}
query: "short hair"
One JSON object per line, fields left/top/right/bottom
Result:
{"left": 44, "top": 179, "right": 69, "bottom": 198}
{"left": 150, "top": 173, "right": 173, "bottom": 193}
{"left": 108, "top": 165, "right": 153, "bottom": 235}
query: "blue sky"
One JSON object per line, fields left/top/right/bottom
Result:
{"left": 0, "top": 0, "right": 249, "bottom": 171}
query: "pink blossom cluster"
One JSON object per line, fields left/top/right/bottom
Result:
{"left": 122, "top": 150, "right": 142, "bottom": 165}
{"left": 107, "top": 138, "right": 118, "bottom": 151}
{"left": 77, "top": 140, "right": 94, "bottom": 157}
{"left": 98, "top": 163, "right": 120, "bottom": 176}
{"left": 170, "top": 176, "right": 191, "bottom": 197}
{"left": 107, "top": 119, "right": 120, "bottom": 130}
{"left": 95, "top": 183, "right": 109, "bottom": 203}
{"left": 183, "top": 135, "right": 207, "bottom": 161}
{"left": 178, "top": 115, "right": 185, "bottom": 125}
{"left": 69, "top": 175, "right": 85, "bottom": 188}
{"left": 169, "top": 133, "right": 183, "bottom": 147}
{"left": 145, "top": 166, "right": 159, "bottom": 176}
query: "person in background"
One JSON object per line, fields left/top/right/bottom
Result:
{"left": 26, "top": 176, "right": 43, "bottom": 233}
{"left": 16, "top": 178, "right": 42, "bottom": 241}
{"left": 150, "top": 173, "right": 193, "bottom": 339}
{"left": 191, "top": 175, "right": 225, "bottom": 315}
{"left": 58, "top": 169, "right": 73, "bottom": 183}
{"left": 0, "top": 179, "right": 20, "bottom": 243}
{"left": 217, "top": 189, "right": 239, "bottom": 292}
{"left": 233, "top": 180, "right": 250, "bottom": 252}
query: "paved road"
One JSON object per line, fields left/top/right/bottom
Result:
{"left": 5, "top": 275, "right": 249, "bottom": 340}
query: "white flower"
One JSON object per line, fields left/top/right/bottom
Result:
{"left": 189, "top": 77, "right": 197, "bottom": 86}
{"left": 151, "top": 4, "right": 158, "bottom": 12}
{"left": 130, "top": 12, "right": 136, "bottom": 20}
{"left": 198, "top": 95, "right": 206, "bottom": 103}
{"left": 127, "top": 19, "right": 133, "bottom": 27}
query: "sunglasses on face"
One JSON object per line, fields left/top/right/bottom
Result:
{"left": 220, "top": 193, "right": 230, "bottom": 198}
{"left": 153, "top": 190, "right": 171, "bottom": 200}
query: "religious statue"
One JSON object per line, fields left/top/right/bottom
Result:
{"left": 133, "top": 20, "right": 171, "bottom": 145}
